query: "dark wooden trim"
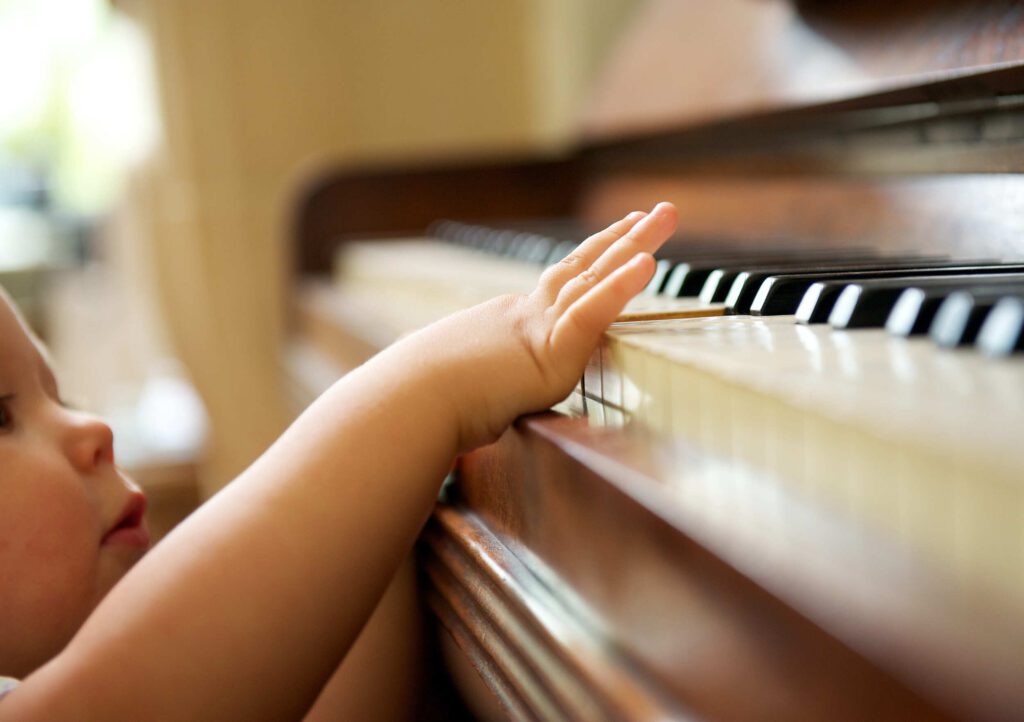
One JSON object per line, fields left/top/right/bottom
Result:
{"left": 425, "top": 581, "right": 538, "bottom": 721}
{"left": 420, "top": 507, "right": 686, "bottom": 722}
{"left": 292, "top": 158, "right": 581, "bottom": 275}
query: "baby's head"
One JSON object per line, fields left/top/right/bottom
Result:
{"left": 0, "top": 287, "right": 149, "bottom": 677}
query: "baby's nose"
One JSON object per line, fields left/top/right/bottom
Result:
{"left": 64, "top": 412, "right": 115, "bottom": 471}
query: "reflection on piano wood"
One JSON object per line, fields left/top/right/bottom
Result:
{"left": 288, "top": 2, "right": 1024, "bottom": 720}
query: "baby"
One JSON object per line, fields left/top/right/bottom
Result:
{"left": 0, "top": 203, "right": 677, "bottom": 720}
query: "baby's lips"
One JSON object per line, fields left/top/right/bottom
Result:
{"left": 102, "top": 491, "right": 149, "bottom": 547}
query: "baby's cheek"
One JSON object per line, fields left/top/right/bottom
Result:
{"left": 0, "top": 477, "right": 101, "bottom": 620}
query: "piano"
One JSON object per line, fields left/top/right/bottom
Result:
{"left": 286, "top": 2, "right": 1024, "bottom": 720}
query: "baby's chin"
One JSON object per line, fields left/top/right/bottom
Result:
{"left": 94, "top": 537, "right": 150, "bottom": 602}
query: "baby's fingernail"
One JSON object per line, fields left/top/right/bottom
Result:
{"left": 626, "top": 211, "right": 645, "bottom": 221}
{"left": 648, "top": 202, "right": 677, "bottom": 226}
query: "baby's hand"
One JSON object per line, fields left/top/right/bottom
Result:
{"left": 413, "top": 202, "right": 678, "bottom": 450}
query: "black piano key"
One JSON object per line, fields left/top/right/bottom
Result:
{"left": 886, "top": 288, "right": 947, "bottom": 337}
{"left": 663, "top": 261, "right": 734, "bottom": 297}
{"left": 976, "top": 296, "right": 1024, "bottom": 355}
{"left": 793, "top": 282, "right": 834, "bottom": 323}
{"left": 451, "top": 223, "right": 475, "bottom": 246}
{"left": 428, "top": 219, "right": 454, "bottom": 240}
{"left": 754, "top": 263, "right": 1011, "bottom": 318}
{"left": 697, "top": 252, "right": 900, "bottom": 305}
{"left": 514, "top": 234, "right": 553, "bottom": 264}
{"left": 645, "top": 258, "right": 683, "bottom": 295}
{"left": 652, "top": 249, "right": 788, "bottom": 295}
{"left": 724, "top": 257, "right": 952, "bottom": 314}
{"left": 497, "top": 230, "right": 529, "bottom": 257}
{"left": 787, "top": 265, "right": 1024, "bottom": 323}
{"left": 829, "top": 285, "right": 909, "bottom": 328}
{"left": 700, "top": 270, "right": 746, "bottom": 304}
{"left": 644, "top": 250, "right": 748, "bottom": 294}
{"left": 605, "top": 241, "right": 753, "bottom": 294}
{"left": 483, "top": 229, "right": 507, "bottom": 254}
{"left": 489, "top": 229, "right": 523, "bottom": 255}
{"left": 662, "top": 248, "right": 877, "bottom": 298}
{"left": 929, "top": 291, "right": 1002, "bottom": 347}
{"left": 828, "top": 274, "right": 1024, "bottom": 329}
{"left": 545, "top": 240, "right": 578, "bottom": 264}
{"left": 564, "top": 236, "right": 752, "bottom": 293}
{"left": 888, "top": 283, "right": 1024, "bottom": 339}
{"left": 470, "top": 225, "right": 495, "bottom": 250}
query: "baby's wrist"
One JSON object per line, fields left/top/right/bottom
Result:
{"left": 398, "top": 297, "right": 538, "bottom": 452}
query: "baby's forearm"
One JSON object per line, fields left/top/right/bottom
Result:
{"left": 7, "top": 331, "right": 466, "bottom": 721}
{"left": 1, "top": 204, "right": 675, "bottom": 722}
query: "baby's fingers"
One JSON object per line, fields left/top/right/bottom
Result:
{"left": 536, "top": 210, "right": 646, "bottom": 302}
{"left": 552, "top": 202, "right": 677, "bottom": 315}
{"left": 549, "top": 252, "right": 656, "bottom": 358}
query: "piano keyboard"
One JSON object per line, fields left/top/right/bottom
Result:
{"left": 329, "top": 221, "right": 1024, "bottom": 612}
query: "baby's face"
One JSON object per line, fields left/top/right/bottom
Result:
{"left": 0, "top": 292, "right": 149, "bottom": 677}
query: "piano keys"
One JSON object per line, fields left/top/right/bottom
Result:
{"left": 303, "top": 222, "right": 1024, "bottom": 720}
{"left": 927, "top": 289, "right": 1021, "bottom": 348}
{"left": 977, "top": 296, "right": 1024, "bottom": 356}
{"left": 828, "top": 276, "right": 1024, "bottom": 328}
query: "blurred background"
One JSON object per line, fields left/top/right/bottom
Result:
{"left": 0, "top": 0, "right": 641, "bottom": 535}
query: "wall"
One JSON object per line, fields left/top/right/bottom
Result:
{"left": 118, "top": 0, "right": 640, "bottom": 493}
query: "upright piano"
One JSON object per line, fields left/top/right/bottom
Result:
{"left": 286, "top": 2, "right": 1024, "bottom": 719}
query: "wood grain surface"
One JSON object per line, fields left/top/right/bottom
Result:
{"left": 443, "top": 412, "right": 1016, "bottom": 720}
{"left": 582, "top": 0, "right": 1024, "bottom": 140}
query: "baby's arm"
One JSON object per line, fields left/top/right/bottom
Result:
{"left": 2, "top": 203, "right": 677, "bottom": 721}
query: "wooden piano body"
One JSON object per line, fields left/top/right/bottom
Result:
{"left": 287, "top": 2, "right": 1024, "bottom": 719}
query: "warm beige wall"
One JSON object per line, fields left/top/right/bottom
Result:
{"left": 120, "top": 0, "right": 640, "bottom": 493}
{"left": 530, "top": 0, "right": 643, "bottom": 145}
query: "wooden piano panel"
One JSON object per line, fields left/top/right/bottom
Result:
{"left": 431, "top": 416, "right": 951, "bottom": 721}
{"left": 579, "top": 174, "right": 1024, "bottom": 260}
{"left": 293, "top": 160, "right": 579, "bottom": 275}
{"left": 583, "top": 0, "right": 1024, "bottom": 140}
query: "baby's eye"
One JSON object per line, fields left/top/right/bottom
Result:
{"left": 0, "top": 396, "right": 13, "bottom": 430}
